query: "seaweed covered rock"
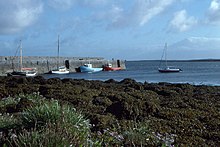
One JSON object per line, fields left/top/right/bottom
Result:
{"left": 0, "top": 76, "right": 220, "bottom": 146}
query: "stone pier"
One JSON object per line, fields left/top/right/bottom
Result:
{"left": 0, "top": 56, "right": 126, "bottom": 75}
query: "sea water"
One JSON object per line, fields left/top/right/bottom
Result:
{"left": 42, "top": 60, "right": 220, "bottom": 86}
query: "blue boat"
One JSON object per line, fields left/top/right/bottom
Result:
{"left": 79, "top": 63, "right": 103, "bottom": 73}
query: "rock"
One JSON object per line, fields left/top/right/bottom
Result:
{"left": 1, "top": 76, "right": 220, "bottom": 146}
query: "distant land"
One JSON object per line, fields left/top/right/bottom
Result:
{"left": 131, "top": 59, "right": 220, "bottom": 62}
{"left": 185, "top": 59, "right": 220, "bottom": 62}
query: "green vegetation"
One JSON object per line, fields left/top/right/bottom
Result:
{"left": 0, "top": 93, "right": 166, "bottom": 146}
{"left": 0, "top": 94, "right": 92, "bottom": 146}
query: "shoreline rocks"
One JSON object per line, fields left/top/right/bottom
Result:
{"left": 0, "top": 76, "right": 220, "bottom": 146}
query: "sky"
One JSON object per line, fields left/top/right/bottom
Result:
{"left": 1, "top": 0, "right": 220, "bottom": 61}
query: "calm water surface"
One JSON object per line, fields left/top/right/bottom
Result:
{"left": 42, "top": 61, "right": 220, "bottom": 86}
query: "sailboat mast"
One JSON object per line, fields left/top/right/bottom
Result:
{"left": 57, "top": 35, "right": 60, "bottom": 69}
{"left": 165, "top": 43, "right": 167, "bottom": 67}
{"left": 20, "top": 40, "right": 23, "bottom": 70}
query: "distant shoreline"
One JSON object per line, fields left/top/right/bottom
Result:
{"left": 129, "top": 59, "right": 220, "bottom": 62}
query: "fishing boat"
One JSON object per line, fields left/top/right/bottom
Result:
{"left": 158, "top": 43, "right": 182, "bottom": 73}
{"left": 50, "top": 35, "right": 69, "bottom": 74}
{"left": 103, "top": 63, "right": 122, "bottom": 71}
{"left": 78, "top": 63, "right": 103, "bottom": 73}
{"left": 51, "top": 66, "right": 69, "bottom": 74}
{"left": 7, "top": 40, "right": 37, "bottom": 77}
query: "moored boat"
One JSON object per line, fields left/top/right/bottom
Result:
{"left": 158, "top": 66, "right": 182, "bottom": 73}
{"left": 50, "top": 35, "right": 69, "bottom": 74}
{"left": 8, "top": 68, "right": 37, "bottom": 77}
{"left": 103, "top": 63, "right": 122, "bottom": 71}
{"left": 7, "top": 40, "right": 37, "bottom": 77}
{"left": 158, "top": 43, "right": 182, "bottom": 73}
{"left": 79, "top": 63, "right": 103, "bottom": 73}
{"left": 51, "top": 66, "right": 69, "bottom": 74}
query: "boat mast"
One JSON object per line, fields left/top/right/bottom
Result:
{"left": 165, "top": 43, "right": 168, "bottom": 67}
{"left": 20, "top": 40, "right": 23, "bottom": 70}
{"left": 57, "top": 35, "right": 60, "bottom": 69}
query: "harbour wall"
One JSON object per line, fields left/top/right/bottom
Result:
{"left": 0, "top": 56, "right": 126, "bottom": 75}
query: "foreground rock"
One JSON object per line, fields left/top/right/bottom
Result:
{"left": 0, "top": 76, "right": 220, "bottom": 146}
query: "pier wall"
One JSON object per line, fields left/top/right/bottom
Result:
{"left": 0, "top": 56, "right": 126, "bottom": 75}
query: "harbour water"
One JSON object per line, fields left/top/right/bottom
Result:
{"left": 42, "top": 60, "right": 220, "bottom": 86}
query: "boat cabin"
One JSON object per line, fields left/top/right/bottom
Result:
{"left": 84, "top": 64, "right": 92, "bottom": 68}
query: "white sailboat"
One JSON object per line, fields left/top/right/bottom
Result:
{"left": 7, "top": 40, "right": 37, "bottom": 77}
{"left": 50, "top": 35, "right": 69, "bottom": 74}
{"left": 158, "top": 43, "right": 182, "bottom": 73}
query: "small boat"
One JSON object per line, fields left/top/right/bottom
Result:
{"left": 7, "top": 40, "right": 37, "bottom": 77}
{"left": 158, "top": 43, "right": 182, "bottom": 73}
{"left": 79, "top": 63, "right": 103, "bottom": 73}
{"left": 50, "top": 35, "right": 69, "bottom": 74}
{"left": 158, "top": 66, "right": 182, "bottom": 73}
{"left": 51, "top": 66, "right": 69, "bottom": 74}
{"left": 103, "top": 63, "right": 122, "bottom": 71}
{"left": 8, "top": 68, "right": 37, "bottom": 77}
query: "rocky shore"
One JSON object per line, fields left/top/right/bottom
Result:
{"left": 0, "top": 76, "right": 220, "bottom": 146}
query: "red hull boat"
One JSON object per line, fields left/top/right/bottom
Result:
{"left": 103, "top": 64, "right": 122, "bottom": 71}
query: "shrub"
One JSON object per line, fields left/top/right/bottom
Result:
{"left": 0, "top": 93, "right": 44, "bottom": 113}
{"left": 17, "top": 99, "right": 91, "bottom": 146}
{"left": 0, "top": 114, "right": 21, "bottom": 130}
{"left": 0, "top": 93, "right": 169, "bottom": 146}
{"left": 12, "top": 122, "right": 89, "bottom": 147}
{"left": 0, "top": 94, "right": 92, "bottom": 146}
{"left": 122, "top": 121, "right": 160, "bottom": 146}
{"left": 0, "top": 96, "right": 19, "bottom": 113}
{"left": 122, "top": 121, "right": 175, "bottom": 146}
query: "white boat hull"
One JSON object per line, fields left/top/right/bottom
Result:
{"left": 51, "top": 70, "right": 70, "bottom": 74}
{"left": 26, "top": 72, "right": 37, "bottom": 77}
{"left": 51, "top": 66, "right": 69, "bottom": 74}
{"left": 7, "top": 70, "right": 37, "bottom": 77}
{"left": 158, "top": 68, "right": 182, "bottom": 73}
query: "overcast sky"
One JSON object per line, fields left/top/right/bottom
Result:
{"left": 0, "top": 0, "right": 220, "bottom": 60}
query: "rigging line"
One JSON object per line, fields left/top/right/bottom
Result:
{"left": 13, "top": 42, "right": 20, "bottom": 58}
{"left": 159, "top": 43, "right": 166, "bottom": 68}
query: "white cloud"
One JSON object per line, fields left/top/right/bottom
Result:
{"left": 172, "top": 37, "right": 220, "bottom": 51}
{"left": 88, "top": 3, "right": 126, "bottom": 29}
{"left": 137, "top": 0, "right": 175, "bottom": 26}
{"left": 188, "top": 37, "right": 220, "bottom": 43}
{"left": 207, "top": 0, "right": 220, "bottom": 25}
{"left": 46, "top": 0, "right": 176, "bottom": 30}
{"left": 168, "top": 37, "right": 220, "bottom": 59}
{"left": 169, "top": 10, "right": 198, "bottom": 32}
{"left": 0, "top": 0, "right": 43, "bottom": 34}
{"left": 107, "top": 0, "right": 175, "bottom": 29}
{"left": 210, "top": 0, "right": 220, "bottom": 11}
{"left": 109, "top": 5, "right": 124, "bottom": 23}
